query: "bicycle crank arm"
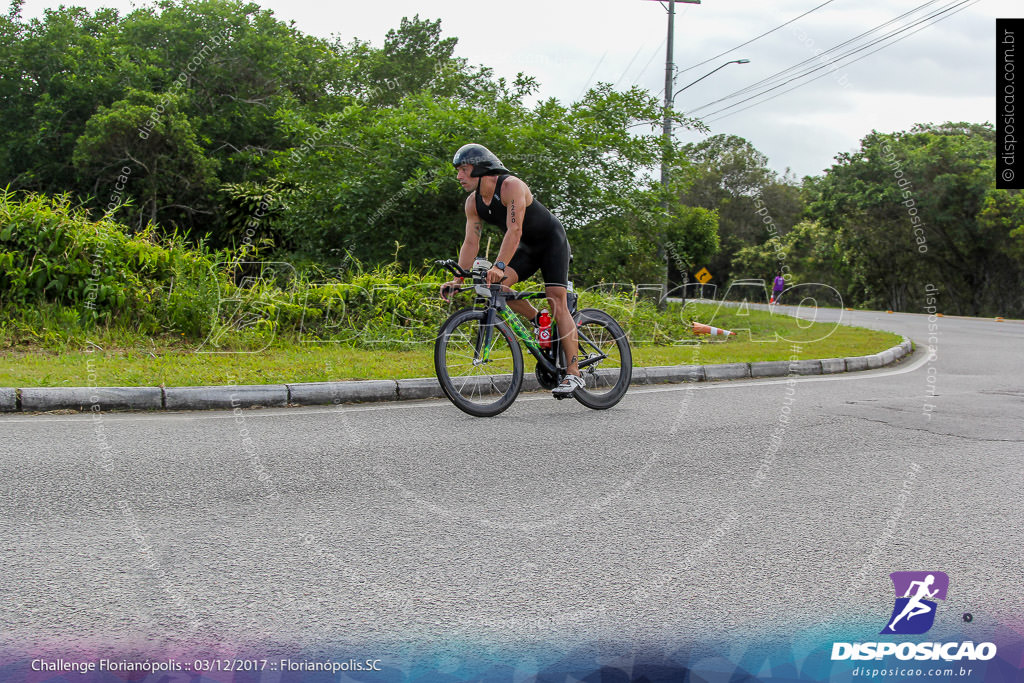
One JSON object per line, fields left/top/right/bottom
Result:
{"left": 577, "top": 353, "right": 607, "bottom": 370}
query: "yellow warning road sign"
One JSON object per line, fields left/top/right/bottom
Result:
{"left": 694, "top": 267, "right": 712, "bottom": 284}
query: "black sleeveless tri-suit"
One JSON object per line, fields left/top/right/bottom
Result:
{"left": 474, "top": 174, "right": 571, "bottom": 288}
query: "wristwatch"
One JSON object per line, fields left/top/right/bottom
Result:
{"left": 495, "top": 261, "right": 506, "bottom": 271}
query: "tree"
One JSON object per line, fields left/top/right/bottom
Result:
{"left": 73, "top": 90, "right": 219, "bottom": 230}
{"left": 348, "top": 15, "right": 490, "bottom": 105}
{"left": 808, "top": 122, "right": 1010, "bottom": 315}
{"left": 1, "top": 0, "right": 349, "bottom": 241}
{"left": 0, "top": 5, "right": 127, "bottom": 193}
{"left": 679, "top": 135, "right": 802, "bottom": 285}
{"left": 976, "top": 188, "right": 1024, "bottom": 314}
{"left": 274, "top": 81, "right": 693, "bottom": 283}
{"left": 2, "top": 2, "right": 710, "bottom": 284}
{"left": 731, "top": 220, "right": 845, "bottom": 292}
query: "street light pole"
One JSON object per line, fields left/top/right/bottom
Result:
{"left": 646, "top": 3, "right": 748, "bottom": 303}
{"left": 653, "top": 0, "right": 699, "bottom": 304}
{"left": 660, "top": 1, "right": 678, "bottom": 197}
{"left": 672, "top": 59, "right": 750, "bottom": 100}
{"left": 657, "top": 0, "right": 701, "bottom": 190}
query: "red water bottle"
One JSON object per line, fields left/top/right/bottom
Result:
{"left": 538, "top": 310, "right": 552, "bottom": 349}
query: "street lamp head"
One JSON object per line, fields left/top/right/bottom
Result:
{"left": 672, "top": 59, "right": 751, "bottom": 100}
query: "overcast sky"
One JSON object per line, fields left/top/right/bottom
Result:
{"left": 23, "top": 0, "right": 1014, "bottom": 178}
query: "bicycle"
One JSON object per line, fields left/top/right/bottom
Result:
{"left": 434, "top": 258, "right": 632, "bottom": 417}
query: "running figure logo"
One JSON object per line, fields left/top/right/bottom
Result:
{"left": 881, "top": 571, "right": 950, "bottom": 635}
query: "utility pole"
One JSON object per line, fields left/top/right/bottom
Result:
{"left": 651, "top": 0, "right": 700, "bottom": 305}
{"left": 660, "top": 1, "right": 679, "bottom": 198}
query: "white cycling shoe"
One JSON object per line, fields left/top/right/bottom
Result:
{"left": 552, "top": 373, "right": 585, "bottom": 397}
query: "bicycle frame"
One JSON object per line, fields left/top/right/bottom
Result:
{"left": 486, "top": 294, "right": 608, "bottom": 376}
{"left": 496, "top": 305, "right": 561, "bottom": 375}
{"left": 439, "top": 260, "right": 608, "bottom": 376}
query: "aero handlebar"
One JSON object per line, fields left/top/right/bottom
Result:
{"left": 435, "top": 259, "right": 473, "bottom": 280}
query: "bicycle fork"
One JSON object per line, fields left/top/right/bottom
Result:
{"left": 473, "top": 308, "right": 498, "bottom": 365}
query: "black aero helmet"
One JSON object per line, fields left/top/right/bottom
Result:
{"left": 452, "top": 143, "right": 509, "bottom": 177}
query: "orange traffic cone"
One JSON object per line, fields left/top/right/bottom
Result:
{"left": 769, "top": 295, "right": 776, "bottom": 304}
{"left": 693, "top": 321, "right": 735, "bottom": 337}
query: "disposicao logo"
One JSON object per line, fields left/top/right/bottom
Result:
{"left": 881, "top": 571, "right": 948, "bottom": 635}
{"left": 831, "top": 571, "right": 997, "bottom": 662}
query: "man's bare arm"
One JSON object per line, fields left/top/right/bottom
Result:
{"left": 441, "top": 195, "right": 482, "bottom": 299}
{"left": 494, "top": 177, "right": 527, "bottom": 266}
{"left": 459, "top": 193, "right": 482, "bottom": 270}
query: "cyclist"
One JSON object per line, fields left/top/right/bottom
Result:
{"left": 441, "top": 143, "right": 583, "bottom": 396}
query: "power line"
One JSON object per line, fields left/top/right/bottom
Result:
{"left": 690, "top": 0, "right": 948, "bottom": 111}
{"left": 689, "top": 0, "right": 970, "bottom": 118}
{"left": 700, "top": 0, "right": 972, "bottom": 119}
{"left": 648, "top": 0, "right": 839, "bottom": 98}
{"left": 576, "top": 51, "right": 608, "bottom": 100}
{"left": 676, "top": 0, "right": 840, "bottom": 76}
{"left": 630, "top": 38, "right": 667, "bottom": 92}
{"left": 703, "top": 0, "right": 979, "bottom": 124}
{"left": 613, "top": 44, "right": 647, "bottom": 89}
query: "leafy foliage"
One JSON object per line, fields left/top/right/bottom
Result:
{"left": 678, "top": 134, "right": 802, "bottom": 285}
{"left": 804, "top": 122, "right": 1020, "bottom": 315}
{"left": 0, "top": 190, "right": 223, "bottom": 337}
{"left": 2, "top": 0, "right": 343, "bottom": 236}
{"left": 272, "top": 79, "right": 712, "bottom": 285}
{"left": 2, "top": 2, "right": 710, "bottom": 287}
{"left": 0, "top": 193, "right": 712, "bottom": 350}
{"left": 7, "top": 0, "right": 1015, "bottom": 318}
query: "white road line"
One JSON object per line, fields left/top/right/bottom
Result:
{"left": 0, "top": 350, "right": 929, "bottom": 425}
{"left": 631, "top": 346, "right": 931, "bottom": 395}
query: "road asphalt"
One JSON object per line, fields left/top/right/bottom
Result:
{"left": 0, "top": 306, "right": 1020, "bottom": 676}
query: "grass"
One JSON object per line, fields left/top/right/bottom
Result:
{"left": 0, "top": 303, "right": 903, "bottom": 388}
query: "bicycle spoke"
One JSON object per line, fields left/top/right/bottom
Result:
{"left": 436, "top": 311, "right": 522, "bottom": 415}
{"left": 571, "top": 310, "right": 630, "bottom": 404}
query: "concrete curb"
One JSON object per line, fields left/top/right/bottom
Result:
{"left": 19, "top": 386, "right": 162, "bottom": 412}
{"left": 821, "top": 358, "right": 846, "bottom": 374}
{"left": 749, "top": 361, "right": 792, "bottom": 378}
{"left": 2, "top": 337, "right": 914, "bottom": 413}
{"left": 164, "top": 384, "right": 288, "bottom": 411}
{"left": 642, "top": 365, "right": 705, "bottom": 384}
{"left": 287, "top": 380, "right": 397, "bottom": 406}
{"left": 396, "top": 377, "right": 444, "bottom": 401}
{"left": 704, "top": 362, "right": 751, "bottom": 381}
{"left": 844, "top": 356, "right": 870, "bottom": 372}
{"left": 1, "top": 387, "right": 18, "bottom": 412}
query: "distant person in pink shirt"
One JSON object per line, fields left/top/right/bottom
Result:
{"left": 770, "top": 272, "right": 786, "bottom": 304}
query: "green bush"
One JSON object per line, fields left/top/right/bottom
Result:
{"left": 0, "top": 191, "right": 226, "bottom": 339}
{"left": 1, "top": 192, "right": 713, "bottom": 350}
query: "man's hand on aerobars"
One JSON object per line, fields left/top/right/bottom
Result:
{"left": 486, "top": 267, "right": 506, "bottom": 284}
